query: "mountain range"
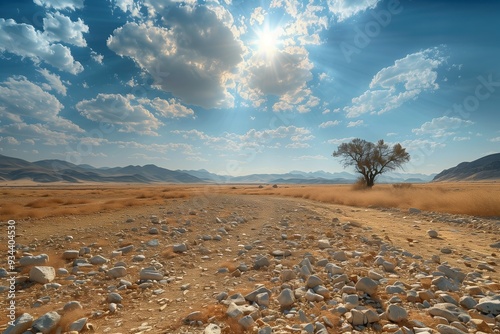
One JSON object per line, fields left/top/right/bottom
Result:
{"left": 432, "top": 153, "right": 500, "bottom": 181}
{"left": 2, "top": 153, "right": 497, "bottom": 184}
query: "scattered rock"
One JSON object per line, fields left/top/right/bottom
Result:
{"left": 29, "top": 266, "right": 55, "bottom": 284}
{"left": 4, "top": 313, "right": 34, "bottom": 334}
{"left": 31, "top": 311, "right": 61, "bottom": 334}
{"left": 19, "top": 254, "right": 49, "bottom": 267}
{"left": 427, "top": 230, "right": 439, "bottom": 238}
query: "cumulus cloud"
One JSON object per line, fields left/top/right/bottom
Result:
{"left": 344, "top": 48, "right": 446, "bottom": 118}
{"left": 240, "top": 46, "right": 313, "bottom": 107}
{"left": 37, "top": 68, "right": 67, "bottom": 95}
{"left": 107, "top": 5, "right": 244, "bottom": 109}
{"left": 142, "top": 97, "right": 195, "bottom": 118}
{"left": 0, "top": 18, "right": 83, "bottom": 74}
{"left": 0, "top": 76, "right": 81, "bottom": 132}
{"left": 76, "top": 93, "right": 163, "bottom": 135}
{"left": 319, "top": 120, "right": 340, "bottom": 128}
{"left": 327, "top": 0, "right": 381, "bottom": 22}
{"left": 250, "top": 7, "right": 266, "bottom": 25}
{"left": 43, "top": 12, "right": 89, "bottom": 47}
{"left": 172, "top": 126, "right": 312, "bottom": 152}
{"left": 34, "top": 0, "right": 84, "bottom": 11}
{"left": 412, "top": 116, "right": 474, "bottom": 137}
{"left": 0, "top": 122, "right": 76, "bottom": 145}
{"left": 90, "top": 50, "right": 103, "bottom": 64}
{"left": 347, "top": 120, "right": 364, "bottom": 127}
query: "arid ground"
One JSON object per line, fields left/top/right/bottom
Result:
{"left": 0, "top": 183, "right": 499, "bottom": 333}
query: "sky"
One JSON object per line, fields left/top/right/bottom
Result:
{"left": 0, "top": 0, "right": 499, "bottom": 176}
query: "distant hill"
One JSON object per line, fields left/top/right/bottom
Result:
{"left": 0, "top": 153, "right": 437, "bottom": 184}
{"left": 433, "top": 153, "right": 500, "bottom": 181}
{"left": 0, "top": 154, "right": 205, "bottom": 184}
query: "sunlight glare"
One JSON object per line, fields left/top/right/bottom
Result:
{"left": 256, "top": 27, "right": 281, "bottom": 58}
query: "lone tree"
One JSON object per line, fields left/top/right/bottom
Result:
{"left": 332, "top": 138, "right": 410, "bottom": 188}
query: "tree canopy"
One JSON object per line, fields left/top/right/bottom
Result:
{"left": 332, "top": 138, "right": 410, "bottom": 188}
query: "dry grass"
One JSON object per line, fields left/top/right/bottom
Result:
{"left": 221, "top": 182, "right": 500, "bottom": 217}
{"left": 0, "top": 182, "right": 499, "bottom": 221}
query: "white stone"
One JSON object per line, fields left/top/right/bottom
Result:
{"left": 29, "top": 266, "right": 55, "bottom": 284}
{"left": 356, "top": 277, "right": 378, "bottom": 295}
{"left": 204, "top": 324, "right": 222, "bottom": 334}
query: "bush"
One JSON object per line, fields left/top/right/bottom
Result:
{"left": 392, "top": 183, "right": 413, "bottom": 189}
{"left": 351, "top": 177, "right": 368, "bottom": 190}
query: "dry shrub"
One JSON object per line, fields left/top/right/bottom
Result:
{"left": 392, "top": 183, "right": 412, "bottom": 189}
{"left": 25, "top": 198, "right": 64, "bottom": 208}
{"left": 351, "top": 177, "right": 368, "bottom": 191}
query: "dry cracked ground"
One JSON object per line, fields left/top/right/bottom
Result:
{"left": 1, "top": 192, "right": 500, "bottom": 334}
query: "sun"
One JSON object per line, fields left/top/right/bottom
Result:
{"left": 255, "top": 27, "right": 281, "bottom": 58}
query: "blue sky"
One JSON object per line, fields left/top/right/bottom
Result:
{"left": 0, "top": 0, "right": 499, "bottom": 176}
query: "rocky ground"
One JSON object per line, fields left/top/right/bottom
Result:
{"left": 1, "top": 193, "right": 499, "bottom": 334}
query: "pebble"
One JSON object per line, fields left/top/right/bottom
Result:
{"left": 427, "top": 230, "right": 439, "bottom": 238}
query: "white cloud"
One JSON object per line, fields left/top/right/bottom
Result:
{"left": 0, "top": 136, "right": 20, "bottom": 145}
{"left": 90, "top": 50, "right": 104, "bottom": 64}
{"left": 344, "top": 48, "right": 446, "bottom": 118}
{"left": 347, "top": 120, "right": 364, "bottom": 127}
{"left": 172, "top": 126, "right": 312, "bottom": 152}
{"left": 76, "top": 93, "right": 163, "bottom": 135}
{"left": 0, "top": 122, "right": 76, "bottom": 145}
{"left": 327, "top": 0, "right": 381, "bottom": 22}
{"left": 319, "top": 120, "right": 340, "bottom": 128}
{"left": 295, "top": 155, "right": 328, "bottom": 160}
{"left": 401, "top": 138, "right": 446, "bottom": 153}
{"left": 453, "top": 136, "right": 470, "bottom": 142}
{"left": 250, "top": 7, "right": 266, "bottom": 25}
{"left": 240, "top": 46, "right": 313, "bottom": 108}
{"left": 145, "top": 97, "right": 195, "bottom": 118}
{"left": 107, "top": 5, "right": 244, "bottom": 109}
{"left": 286, "top": 142, "right": 310, "bottom": 149}
{"left": 412, "top": 116, "right": 474, "bottom": 137}
{"left": 37, "top": 68, "right": 67, "bottom": 96}
{"left": 112, "top": 0, "right": 142, "bottom": 17}
{"left": 0, "top": 76, "right": 81, "bottom": 132}
{"left": 490, "top": 137, "right": 500, "bottom": 142}
{"left": 326, "top": 137, "right": 356, "bottom": 145}
{"left": 34, "top": 0, "right": 84, "bottom": 11}
{"left": 43, "top": 12, "right": 89, "bottom": 47}
{"left": 0, "top": 18, "right": 83, "bottom": 74}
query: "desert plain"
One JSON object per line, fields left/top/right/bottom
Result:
{"left": 0, "top": 182, "right": 499, "bottom": 333}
